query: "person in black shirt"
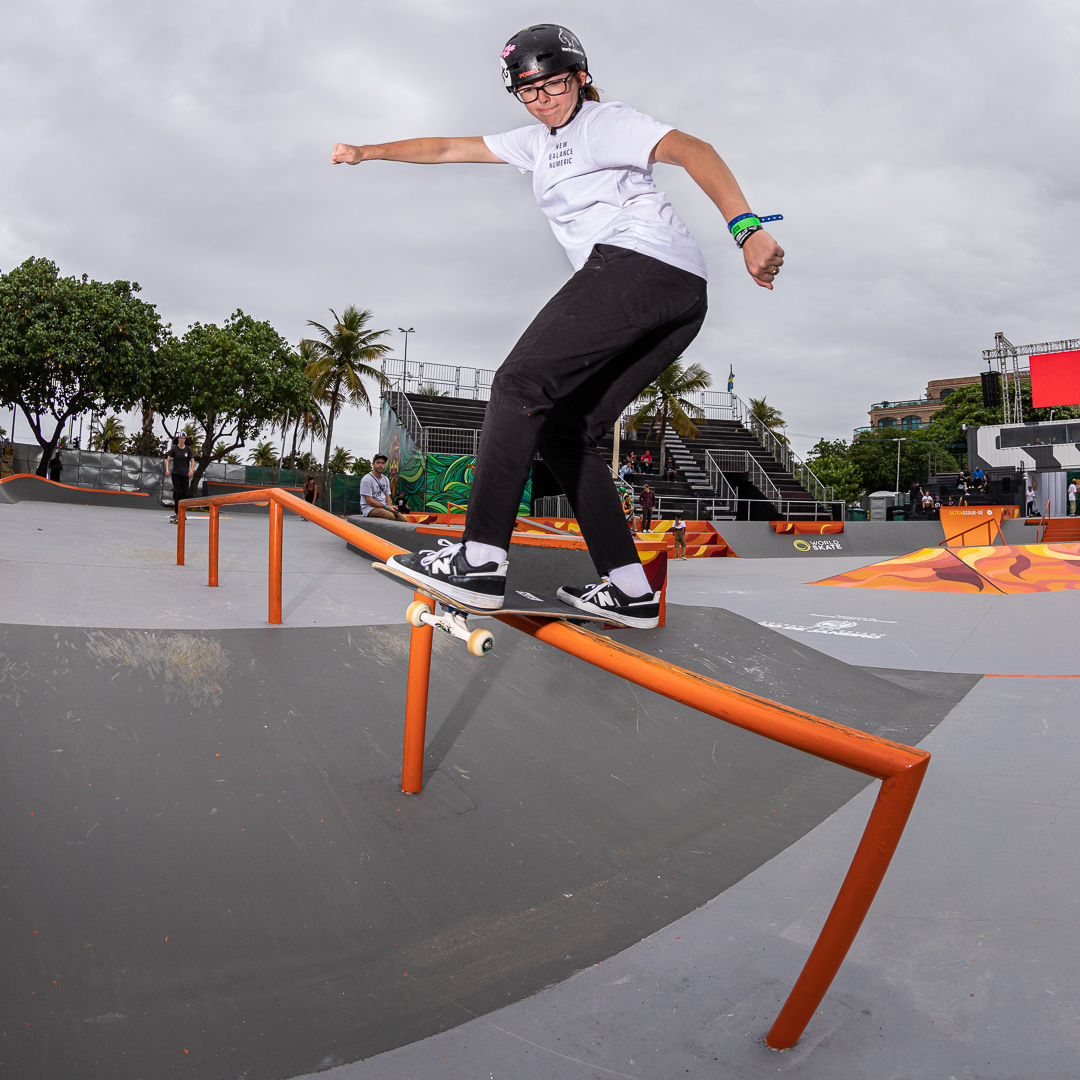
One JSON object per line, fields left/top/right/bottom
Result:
{"left": 48, "top": 453, "right": 63, "bottom": 482}
{"left": 166, "top": 435, "right": 194, "bottom": 523}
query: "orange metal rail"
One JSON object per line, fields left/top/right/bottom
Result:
{"left": 175, "top": 486, "right": 932, "bottom": 1050}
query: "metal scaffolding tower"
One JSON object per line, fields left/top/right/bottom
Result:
{"left": 982, "top": 332, "right": 1080, "bottom": 425}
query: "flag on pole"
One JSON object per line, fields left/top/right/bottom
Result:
{"left": 727, "top": 366, "right": 734, "bottom": 393}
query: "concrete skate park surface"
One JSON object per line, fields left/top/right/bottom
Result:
{"left": 2, "top": 498, "right": 1077, "bottom": 1080}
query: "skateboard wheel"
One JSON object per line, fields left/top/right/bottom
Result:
{"left": 406, "top": 600, "right": 432, "bottom": 627}
{"left": 467, "top": 628, "right": 494, "bottom": 656}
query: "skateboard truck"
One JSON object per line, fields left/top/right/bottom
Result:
{"left": 406, "top": 598, "right": 495, "bottom": 656}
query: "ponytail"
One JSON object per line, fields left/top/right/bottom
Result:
{"left": 581, "top": 83, "right": 601, "bottom": 102}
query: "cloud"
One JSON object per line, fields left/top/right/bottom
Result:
{"left": 3, "top": 0, "right": 1078, "bottom": 457}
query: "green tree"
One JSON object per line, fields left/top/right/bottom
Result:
{"left": 248, "top": 440, "right": 279, "bottom": 467}
{"left": 0, "top": 257, "right": 165, "bottom": 475}
{"left": 179, "top": 422, "right": 204, "bottom": 456}
{"left": 626, "top": 359, "right": 712, "bottom": 462}
{"left": 327, "top": 446, "right": 353, "bottom": 474}
{"left": 90, "top": 414, "right": 126, "bottom": 453}
{"left": 350, "top": 456, "right": 372, "bottom": 478}
{"left": 807, "top": 454, "right": 864, "bottom": 504}
{"left": 163, "top": 310, "right": 308, "bottom": 491}
{"left": 747, "top": 396, "right": 788, "bottom": 443}
{"left": 848, "top": 429, "right": 959, "bottom": 492}
{"left": 415, "top": 384, "right": 446, "bottom": 397}
{"left": 125, "top": 430, "right": 165, "bottom": 456}
{"left": 303, "top": 306, "right": 390, "bottom": 503}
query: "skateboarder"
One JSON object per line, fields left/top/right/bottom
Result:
{"left": 166, "top": 434, "right": 194, "bottom": 524}
{"left": 332, "top": 23, "right": 782, "bottom": 627}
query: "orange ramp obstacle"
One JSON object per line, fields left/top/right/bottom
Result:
{"left": 812, "top": 543, "right": 1080, "bottom": 594}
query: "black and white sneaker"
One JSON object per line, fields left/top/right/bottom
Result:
{"left": 386, "top": 539, "right": 507, "bottom": 610}
{"left": 557, "top": 579, "right": 660, "bottom": 629}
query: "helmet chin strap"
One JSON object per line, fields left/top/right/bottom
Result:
{"left": 548, "top": 87, "right": 587, "bottom": 135}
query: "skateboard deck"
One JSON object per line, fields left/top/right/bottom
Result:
{"left": 373, "top": 562, "right": 608, "bottom": 622}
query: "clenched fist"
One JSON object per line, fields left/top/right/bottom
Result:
{"left": 331, "top": 143, "right": 367, "bottom": 164}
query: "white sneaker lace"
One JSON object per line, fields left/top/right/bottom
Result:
{"left": 419, "top": 539, "right": 464, "bottom": 569}
{"left": 578, "top": 579, "right": 613, "bottom": 602}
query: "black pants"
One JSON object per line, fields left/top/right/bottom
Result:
{"left": 463, "top": 245, "right": 707, "bottom": 575}
{"left": 172, "top": 474, "right": 190, "bottom": 506}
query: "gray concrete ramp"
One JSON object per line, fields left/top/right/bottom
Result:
{"left": 0, "top": 473, "right": 163, "bottom": 510}
{"left": 717, "top": 519, "right": 947, "bottom": 558}
{"left": 0, "top": 611, "right": 975, "bottom": 1080}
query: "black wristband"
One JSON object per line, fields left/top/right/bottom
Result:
{"left": 734, "top": 224, "right": 763, "bottom": 249}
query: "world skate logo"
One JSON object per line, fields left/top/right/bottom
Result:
{"left": 558, "top": 28, "right": 584, "bottom": 55}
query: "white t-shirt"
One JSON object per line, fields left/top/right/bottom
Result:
{"left": 359, "top": 471, "right": 391, "bottom": 515}
{"left": 484, "top": 100, "right": 707, "bottom": 280}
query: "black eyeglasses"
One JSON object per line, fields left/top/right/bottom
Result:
{"left": 514, "top": 75, "right": 575, "bottom": 104}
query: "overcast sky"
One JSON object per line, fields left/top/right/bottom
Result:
{"left": 3, "top": 0, "right": 1078, "bottom": 460}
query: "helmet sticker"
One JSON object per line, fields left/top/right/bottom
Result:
{"left": 501, "top": 44, "right": 516, "bottom": 59}
{"left": 557, "top": 27, "right": 584, "bottom": 55}
{"left": 500, "top": 58, "right": 511, "bottom": 84}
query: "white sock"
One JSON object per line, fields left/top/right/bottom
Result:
{"left": 465, "top": 541, "right": 507, "bottom": 568}
{"left": 608, "top": 562, "right": 651, "bottom": 597}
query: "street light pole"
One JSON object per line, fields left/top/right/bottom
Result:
{"left": 895, "top": 436, "right": 907, "bottom": 495}
{"left": 398, "top": 327, "right": 415, "bottom": 370}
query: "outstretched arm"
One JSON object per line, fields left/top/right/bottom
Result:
{"left": 653, "top": 131, "right": 784, "bottom": 290}
{"left": 331, "top": 137, "right": 504, "bottom": 165}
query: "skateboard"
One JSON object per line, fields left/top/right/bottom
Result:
{"left": 373, "top": 562, "right": 609, "bottom": 656}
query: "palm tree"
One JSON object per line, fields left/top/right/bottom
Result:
{"left": 747, "top": 396, "right": 788, "bottom": 444}
{"left": 625, "top": 360, "right": 712, "bottom": 464}
{"left": 303, "top": 306, "right": 391, "bottom": 504}
{"left": 284, "top": 396, "right": 327, "bottom": 469}
{"left": 248, "top": 440, "right": 279, "bottom": 467}
{"left": 180, "top": 423, "right": 204, "bottom": 456}
{"left": 415, "top": 384, "right": 446, "bottom": 397}
{"left": 90, "top": 415, "right": 126, "bottom": 453}
{"left": 328, "top": 446, "right": 354, "bottom": 474}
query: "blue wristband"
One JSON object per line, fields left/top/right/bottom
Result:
{"left": 727, "top": 212, "right": 758, "bottom": 232}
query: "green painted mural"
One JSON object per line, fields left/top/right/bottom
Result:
{"left": 381, "top": 399, "right": 531, "bottom": 514}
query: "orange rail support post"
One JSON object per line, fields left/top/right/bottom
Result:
{"left": 401, "top": 591, "right": 434, "bottom": 794}
{"left": 176, "top": 506, "right": 186, "bottom": 565}
{"left": 208, "top": 505, "right": 219, "bottom": 586}
{"left": 497, "top": 614, "right": 930, "bottom": 1051}
{"left": 268, "top": 498, "right": 283, "bottom": 624}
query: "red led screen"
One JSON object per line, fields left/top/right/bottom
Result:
{"left": 1029, "top": 349, "right": 1080, "bottom": 408}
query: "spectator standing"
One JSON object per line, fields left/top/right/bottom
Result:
{"left": 671, "top": 515, "right": 687, "bottom": 560}
{"left": 359, "top": 454, "right": 407, "bottom": 521}
{"left": 165, "top": 435, "right": 194, "bottom": 524}
{"left": 1069, "top": 478, "right": 1078, "bottom": 516}
{"left": 48, "top": 453, "right": 63, "bottom": 482}
{"left": 1026, "top": 483, "right": 1037, "bottom": 517}
{"left": 640, "top": 483, "right": 656, "bottom": 531}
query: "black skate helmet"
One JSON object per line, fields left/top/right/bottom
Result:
{"left": 500, "top": 24, "right": 588, "bottom": 94}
